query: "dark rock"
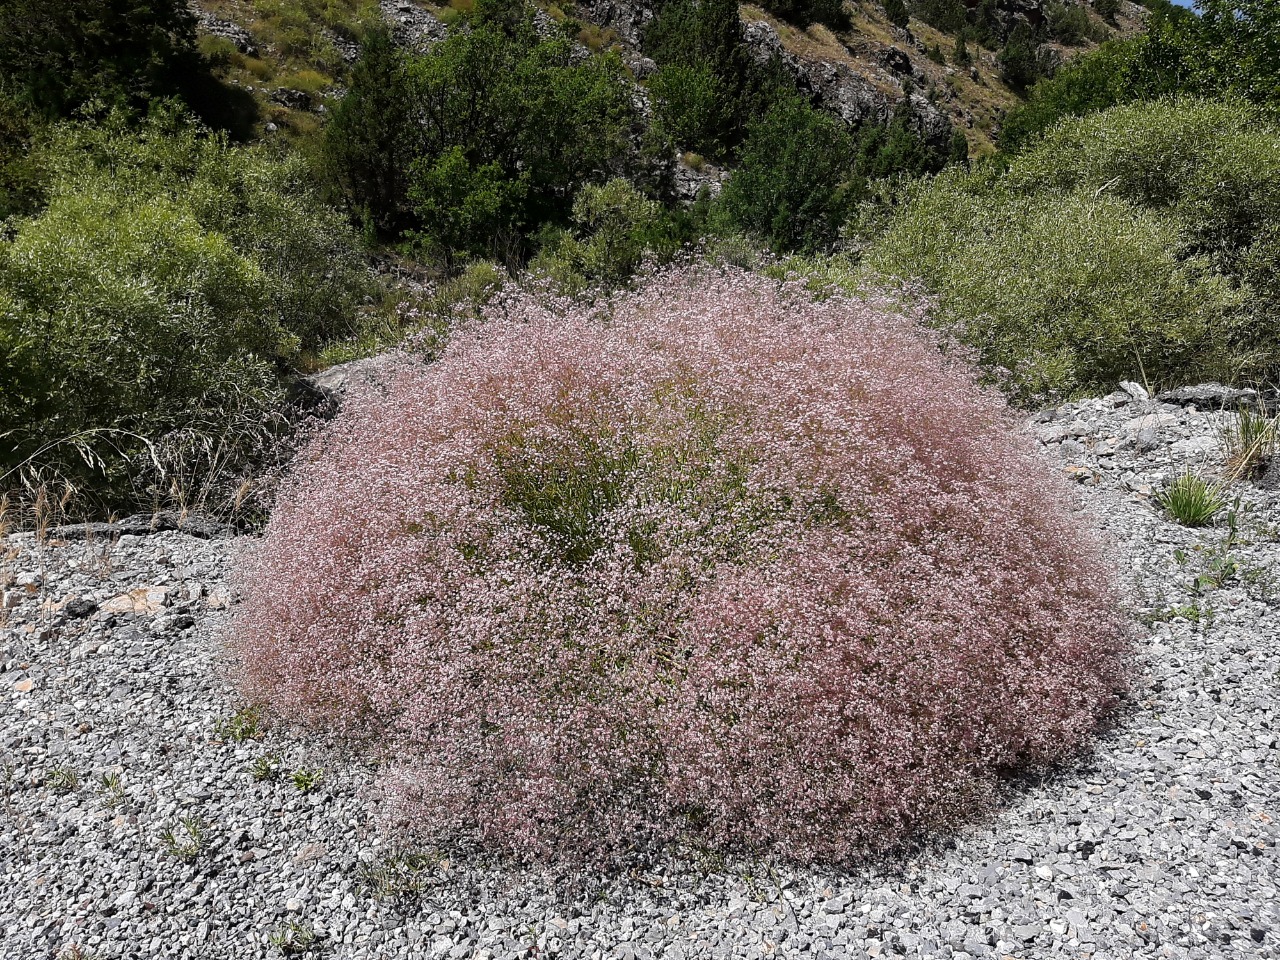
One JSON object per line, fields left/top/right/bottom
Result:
{"left": 62, "top": 598, "right": 99, "bottom": 620}
{"left": 270, "top": 88, "right": 313, "bottom": 111}
{"left": 881, "top": 47, "right": 913, "bottom": 74}
{"left": 1156, "top": 383, "right": 1260, "bottom": 409}
{"left": 48, "top": 512, "right": 226, "bottom": 541}
{"left": 1258, "top": 457, "right": 1280, "bottom": 492}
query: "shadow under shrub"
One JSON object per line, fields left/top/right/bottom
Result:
{"left": 234, "top": 267, "right": 1126, "bottom": 866}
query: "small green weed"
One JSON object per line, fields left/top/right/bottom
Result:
{"left": 1156, "top": 472, "right": 1224, "bottom": 527}
{"left": 161, "top": 814, "right": 206, "bottom": 862}
{"left": 268, "top": 919, "right": 318, "bottom": 955}
{"left": 252, "top": 753, "right": 282, "bottom": 782}
{"left": 1221, "top": 405, "right": 1277, "bottom": 480}
{"left": 356, "top": 848, "right": 438, "bottom": 904}
{"left": 45, "top": 766, "right": 80, "bottom": 794}
{"left": 216, "top": 705, "right": 264, "bottom": 743}
{"left": 1149, "top": 603, "right": 1209, "bottom": 624}
{"left": 291, "top": 767, "right": 324, "bottom": 793}
{"left": 99, "top": 771, "right": 125, "bottom": 808}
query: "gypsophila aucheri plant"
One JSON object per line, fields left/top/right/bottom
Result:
{"left": 233, "top": 267, "right": 1127, "bottom": 867}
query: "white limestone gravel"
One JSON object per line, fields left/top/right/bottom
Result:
{"left": 2, "top": 386, "right": 1278, "bottom": 960}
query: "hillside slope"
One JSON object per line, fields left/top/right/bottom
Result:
{"left": 191, "top": 0, "right": 1151, "bottom": 153}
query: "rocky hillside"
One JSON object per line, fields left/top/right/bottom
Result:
{"left": 192, "top": 0, "right": 1150, "bottom": 154}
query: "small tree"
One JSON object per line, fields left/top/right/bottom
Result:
{"left": 1093, "top": 0, "right": 1121, "bottom": 23}
{"left": 999, "top": 24, "right": 1047, "bottom": 92}
{"left": 323, "top": 25, "right": 414, "bottom": 234}
{"left": 884, "top": 0, "right": 910, "bottom": 28}
{"left": 647, "top": 63, "right": 732, "bottom": 159}
{"left": 718, "top": 96, "right": 857, "bottom": 253}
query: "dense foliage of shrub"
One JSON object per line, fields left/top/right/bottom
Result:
{"left": 643, "top": 0, "right": 791, "bottom": 162}
{"left": 0, "top": 108, "right": 373, "bottom": 501}
{"left": 912, "top": 0, "right": 966, "bottom": 34}
{"left": 998, "top": 24, "right": 1051, "bottom": 92}
{"left": 647, "top": 63, "right": 733, "bottom": 161}
{"left": 717, "top": 95, "right": 958, "bottom": 254}
{"left": 1046, "top": 2, "right": 1093, "bottom": 46}
{"left": 998, "top": 39, "right": 1140, "bottom": 153}
{"left": 0, "top": 0, "right": 197, "bottom": 118}
{"left": 717, "top": 97, "right": 858, "bottom": 253}
{"left": 531, "top": 179, "right": 699, "bottom": 292}
{"left": 756, "top": 0, "right": 850, "bottom": 30}
{"left": 234, "top": 268, "right": 1125, "bottom": 865}
{"left": 1001, "top": 0, "right": 1279, "bottom": 152}
{"left": 1005, "top": 99, "right": 1280, "bottom": 330}
{"left": 865, "top": 183, "right": 1242, "bottom": 399}
{"left": 1145, "top": 0, "right": 1279, "bottom": 108}
{"left": 325, "top": 0, "right": 635, "bottom": 262}
{"left": 0, "top": 91, "right": 39, "bottom": 219}
{"left": 865, "top": 98, "right": 1279, "bottom": 399}
{"left": 854, "top": 102, "right": 963, "bottom": 179}
{"left": 884, "top": 0, "right": 910, "bottom": 28}
{"left": 321, "top": 25, "right": 412, "bottom": 233}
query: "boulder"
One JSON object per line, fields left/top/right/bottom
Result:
{"left": 1156, "top": 384, "right": 1260, "bottom": 409}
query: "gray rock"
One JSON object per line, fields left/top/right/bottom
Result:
{"left": 1118, "top": 381, "right": 1149, "bottom": 402}
{"left": 379, "top": 0, "right": 447, "bottom": 49}
{"left": 1157, "top": 383, "right": 1260, "bottom": 409}
{"left": 47, "top": 512, "right": 225, "bottom": 541}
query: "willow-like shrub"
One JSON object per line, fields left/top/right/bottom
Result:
{"left": 234, "top": 268, "right": 1126, "bottom": 865}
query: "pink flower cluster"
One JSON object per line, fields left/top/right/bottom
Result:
{"left": 232, "top": 267, "right": 1127, "bottom": 865}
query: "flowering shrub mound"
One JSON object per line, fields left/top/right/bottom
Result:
{"left": 233, "top": 268, "right": 1126, "bottom": 865}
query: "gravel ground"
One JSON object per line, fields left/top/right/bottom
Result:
{"left": 2, "top": 386, "right": 1278, "bottom": 960}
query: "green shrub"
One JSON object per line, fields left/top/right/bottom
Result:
{"left": 863, "top": 178, "right": 1244, "bottom": 400}
{"left": 1047, "top": 2, "right": 1092, "bottom": 46}
{"left": 999, "top": 40, "right": 1140, "bottom": 153}
{"left": 862, "top": 99, "right": 1280, "bottom": 400}
{"left": 912, "top": 0, "right": 966, "bottom": 34}
{"left": 884, "top": 0, "right": 910, "bottom": 29}
{"left": 323, "top": 25, "right": 413, "bottom": 233}
{"left": 648, "top": 63, "right": 732, "bottom": 158}
{"left": 998, "top": 24, "right": 1050, "bottom": 92}
{"left": 1157, "top": 473, "right": 1225, "bottom": 527}
{"left": 1006, "top": 99, "right": 1280, "bottom": 358}
{"left": 1, "top": 107, "right": 373, "bottom": 504}
{"left": 643, "top": 0, "right": 792, "bottom": 157}
{"left": 0, "top": 189, "right": 281, "bottom": 488}
{"left": 1093, "top": 0, "right": 1121, "bottom": 22}
{"left": 40, "top": 108, "right": 373, "bottom": 352}
{"left": 0, "top": 91, "right": 39, "bottom": 219}
{"left": 365, "top": 0, "right": 636, "bottom": 261}
{"left": 0, "top": 0, "right": 198, "bottom": 119}
{"left": 854, "top": 103, "right": 954, "bottom": 180}
{"left": 1143, "top": 0, "right": 1280, "bottom": 109}
{"left": 531, "top": 178, "right": 674, "bottom": 291}
{"left": 757, "top": 0, "right": 850, "bottom": 29}
{"left": 1002, "top": 0, "right": 1280, "bottom": 151}
{"left": 718, "top": 96, "right": 858, "bottom": 253}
